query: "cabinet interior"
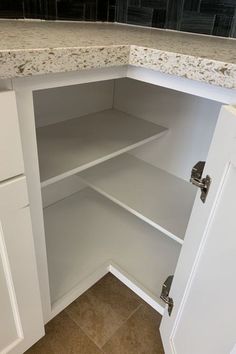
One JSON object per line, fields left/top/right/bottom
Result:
{"left": 32, "top": 78, "right": 221, "bottom": 314}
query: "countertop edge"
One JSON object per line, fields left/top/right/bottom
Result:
{"left": 0, "top": 43, "right": 235, "bottom": 89}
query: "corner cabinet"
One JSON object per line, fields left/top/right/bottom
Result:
{"left": 0, "top": 92, "right": 44, "bottom": 354}
{"left": 1, "top": 66, "right": 236, "bottom": 354}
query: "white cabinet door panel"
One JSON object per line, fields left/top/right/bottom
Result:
{"left": 0, "top": 253, "right": 18, "bottom": 352}
{"left": 160, "top": 105, "right": 236, "bottom": 353}
{"left": 173, "top": 161, "right": 236, "bottom": 354}
{"left": 0, "top": 176, "right": 44, "bottom": 353}
{"left": 0, "top": 91, "right": 24, "bottom": 182}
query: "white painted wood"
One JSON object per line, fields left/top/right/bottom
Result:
{"left": 0, "top": 185, "right": 44, "bottom": 354}
{"left": 0, "top": 91, "right": 24, "bottom": 182}
{"left": 160, "top": 105, "right": 236, "bottom": 354}
{"left": 12, "top": 66, "right": 128, "bottom": 91}
{"left": 9, "top": 66, "right": 235, "bottom": 335}
{"left": 37, "top": 109, "right": 167, "bottom": 187}
{"left": 114, "top": 78, "right": 221, "bottom": 180}
{"left": 44, "top": 188, "right": 181, "bottom": 311}
{"left": 79, "top": 154, "right": 197, "bottom": 243}
{"left": 109, "top": 262, "right": 164, "bottom": 314}
{"left": 50, "top": 260, "right": 165, "bottom": 321}
{"left": 0, "top": 80, "right": 13, "bottom": 91}
{"left": 41, "top": 176, "right": 86, "bottom": 208}
{"left": 174, "top": 157, "right": 236, "bottom": 353}
{"left": 11, "top": 65, "right": 236, "bottom": 105}
{"left": 13, "top": 89, "right": 52, "bottom": 323}
{"left": 49, "top": 262, "right": 110, "bottom": 321}
{"left": 127, "top": 66, "right": 236, "bottom": 105}
{"left": 33, "top": 80, "right": 114, "bottom": 127}
{"left": 0, "top": 176, "right": 28, "bottom": 214}
{"left": 0, "top": 226, "right": 21, "bottom": 353}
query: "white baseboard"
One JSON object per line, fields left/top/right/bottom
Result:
{"left": 47, "top": 262, "right": 109, "bottom": 322}
{"left": 108, "top": 262, "right": 164, "bottom": 315}
{"left": 47, "top": 261, "right": 164, "bottom": 323}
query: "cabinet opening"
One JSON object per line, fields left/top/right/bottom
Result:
{"left": 32, "top": 78, "right": 221, "bottom": 315}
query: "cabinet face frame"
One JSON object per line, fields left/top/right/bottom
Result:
{"left": 8, "top": 66, "right": 236, "bottom": 324}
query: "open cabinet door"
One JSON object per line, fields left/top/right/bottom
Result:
{"left": 160, "top": 105, "right": 236, "bottom": 354}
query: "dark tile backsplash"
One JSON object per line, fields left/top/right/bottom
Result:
{"left": 0, "top": 0, "right": 235, "bottom": 37}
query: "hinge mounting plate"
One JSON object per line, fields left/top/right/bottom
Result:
{"left": 190, "top": 161, "right": 211, "bottom": 203}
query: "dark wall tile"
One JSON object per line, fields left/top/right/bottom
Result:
{"left": 129, "top": 0, "right": 141, "bottom": 7}
{"left": 213, "top": 14, "right": 233, "bottom": 36}
{"left": 56, "top": 0, "right": 96, "bottom": 21}
{"left": 141, "top": 0, "right": 167, "bottom": 9}
{"left": 231, "top": 12, "right": 236, "bottom": 37}
{"left": 180, "top": 10, "right": 216, "bottom": 34}
{"left": 117, "top": 0, "right": 128, "bottom": 22}
{"left": 97, "top": 0, "right": 109, "bottom": 21}
{"left": 108, "top": 0, "right": 117, "bottom": 20}
{"left": 23, "top": 0, "right": 56, "bottom": 20}
{"left": 165, "top": 0, "right": 184, "bottom": 30}
{"left": 0, "top": 0, "right": 23, "bottom": 18}
{"left": 183, "top": 0, "right": 201, "bottom": 11}
{"left": 85, "top": 1, "right": 96, "bottom": 20}
{"left": 57, "top": 0, "right": 86, "bottom": 20}
{"left": 152, "top": 8, "right": 166, "bottom": 27}
{"left": 127, "top": 6, "right": 153, "bottom": 26}
{"left": 200, "top": 0, "right": 236, "bottom": 16}
{"left": 24, "top": 0, "right": 46, "bottom": 19}
{"left": 45, "top": 0, "right": 57, "bottom": 20}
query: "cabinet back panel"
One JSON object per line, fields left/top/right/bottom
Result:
{"left": 33, "top": 80, "right": 114, "bottom": 128}
{"left": 114, "top": 78, "right": 221, "bottom": 181}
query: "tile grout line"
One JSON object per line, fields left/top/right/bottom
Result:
{"left": 64, "top": 310, "right": 104, "bottom": 352}
{"left": 101, "top": 302, "right": 144, "bottom": 350}
{"left": 65, "top": 300, "right": 144, "bottom": 352}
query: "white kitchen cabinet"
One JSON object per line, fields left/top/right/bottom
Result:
{"left": 0, "top": 178, "right": 44, "bottom": 354}
{"left": 0, "top": 91, "right": 44, "bottom": 354}
{"left": 1, "top": 66, "right": 235, "bottom": 353}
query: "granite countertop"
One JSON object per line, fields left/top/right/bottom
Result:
{"left": 0, "top": 20, "right": 235, "bottom": 88}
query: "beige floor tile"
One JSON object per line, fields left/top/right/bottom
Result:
{"left": 103, "top": 303, "right": 164, "bottom": 354}
{"left": 65, "top": 273, "right": 142, "bottom": 347}
{"left": 25, "top": 311, "right": 102, "bottom": 354}
{"left": 24, "top": 338, "right": 54, "bottom": 354}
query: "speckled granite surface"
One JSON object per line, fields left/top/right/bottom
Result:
{"left": 0, "top": 20, "right": 235, "bottom": 88}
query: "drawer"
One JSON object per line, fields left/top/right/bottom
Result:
{"left": 0, "top": 91, "right": 24, "bottom": 181}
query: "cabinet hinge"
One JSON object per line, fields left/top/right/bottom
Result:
{"left": 190, "top": 161, "right": 211, "bottom": 203}
{"left": 160, "top": 275, "right": 174, "bottom": 316}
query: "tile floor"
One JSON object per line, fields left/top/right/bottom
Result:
{"left": 26, "top": 273, "right": 164, "bottom": 353}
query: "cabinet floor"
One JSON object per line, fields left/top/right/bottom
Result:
{"left": 25, "top": 273, "right": 164, "bottom": 353}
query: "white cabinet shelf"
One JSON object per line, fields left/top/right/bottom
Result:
{"left": 37, "top": 109, "right": 167, "bottom": 187}
{"left": 44, "top": 188, "right": 180, "bottom": 308}
{"left": 79, "top": 154, "right": 197, "bottom": 244}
